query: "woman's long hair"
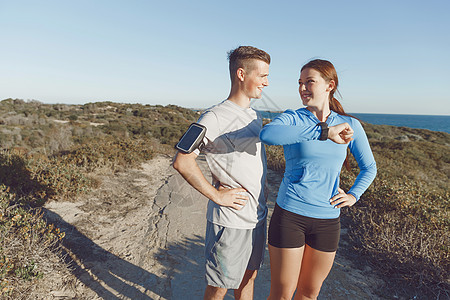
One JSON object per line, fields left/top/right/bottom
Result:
{"left": 301, "top": 59, "right": 352, "bottom": 170}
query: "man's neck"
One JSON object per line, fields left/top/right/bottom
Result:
{"left": 227, "top": 88, "right": 251, "bottom": 108}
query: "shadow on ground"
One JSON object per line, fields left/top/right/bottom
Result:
{"left": 44, "top": 209, "right": 174, "bottom": 299}
{"left": 43, "top": 210, "right": 212, "bottom": 299}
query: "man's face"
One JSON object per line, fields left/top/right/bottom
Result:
{"left": 242, "top": 60, "right": 269, "bottom": 99}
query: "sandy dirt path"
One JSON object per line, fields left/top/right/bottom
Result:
{"left": 42, "top": 155, "right": 385, "bottom": 299}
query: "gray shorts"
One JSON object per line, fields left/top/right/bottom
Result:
{"left": 204, "top": 220, "right": 266, "bottom": 290}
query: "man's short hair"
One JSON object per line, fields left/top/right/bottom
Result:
{"left": 227, "top": 46, "right": 270, "bottom": 81}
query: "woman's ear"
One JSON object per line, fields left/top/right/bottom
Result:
{"left": 327, "top": 80, "right": 336, "bottom": 92}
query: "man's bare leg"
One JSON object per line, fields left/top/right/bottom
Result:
{"left": 204, "top": 285, "right": 227, "bottom": 300}
{"left": 234, "top": 269, "right": 257, "bottom": 300}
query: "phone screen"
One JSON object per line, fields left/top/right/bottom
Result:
{"left": 177, "top": 125, "right": 204, "bottom": 152}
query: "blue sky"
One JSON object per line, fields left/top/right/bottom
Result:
{"left": 1, "top": 0, "right": 449, "bottom": 115}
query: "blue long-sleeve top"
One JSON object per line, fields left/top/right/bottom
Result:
{"left": 260, "top": 108, "right": 377, "bottom": 219}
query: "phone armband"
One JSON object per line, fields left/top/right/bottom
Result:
{"left": 175, "top": 123, "right": 207, "bottom": 153}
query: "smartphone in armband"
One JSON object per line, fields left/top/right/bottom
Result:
{"left": 175, "top": 123, "right": 207, "bottom": 153}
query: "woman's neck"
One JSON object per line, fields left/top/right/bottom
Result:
{"left": 307, "top": 105, "right": 331, "bottom": 122}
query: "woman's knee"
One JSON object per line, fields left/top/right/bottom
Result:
{"left": 268, "top": 285, "right": 297, "bottom": 300}
{"left": 297, "top": 284, "right": 322, "bottom": 299}
{"left": 268, "top": 292, "right": 296, "bottom": 300}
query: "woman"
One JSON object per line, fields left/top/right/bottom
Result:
{"left": 260, "top": 59, "right": 377, "bottom": 300}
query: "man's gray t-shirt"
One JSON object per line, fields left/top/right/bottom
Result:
{"left": 196, "top": 100, "right": 267, "bottom": 229}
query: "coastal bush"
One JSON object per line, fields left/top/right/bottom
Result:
{"left": 0, "top": 150, "right": 93, "bottom": 206}
{"left": 0, "top": 100, "right": 197, "bottom": 155}
{"left": 0, "top": 138, "right": 156, "bottom": 297}
{"left": 0, "top": 100, "right": 202, "bottom": 297}
{"left": 0, "top": 185, "right": 65, "bottom": 297}
{"left": 341, "top": 126, "right": 449, "bottom": 298}
{"left": 342, "top": 180, "right": 448, "bottom": 298}
{"left": 56, "top": 137, "right": 156, "bottom": 172}
{"left": 265, "top": 144, "right": 285, "bottom": 173}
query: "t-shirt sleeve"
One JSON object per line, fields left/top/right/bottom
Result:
{"left": 260, "top": 110, "right": 322, "bottom": 145}
{"left": 193, "top": 110, "right": 220, "bottom": 155}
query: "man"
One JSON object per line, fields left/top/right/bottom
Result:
{"left": 173, "top": 46, "right": 270, "bottom": 300}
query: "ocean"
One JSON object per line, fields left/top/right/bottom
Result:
{"left": 259, "top": 111, "right": 450, "bottom": 134}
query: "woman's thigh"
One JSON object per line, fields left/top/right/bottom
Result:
{"left": 268, "top": 244, "right": 304, "bottom": 299}
{"left": 296, "top": 245, "right": 336, "bottom": 298}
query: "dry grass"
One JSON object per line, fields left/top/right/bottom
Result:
{"left": 0, "top": 100, "right": 197, "bottom": 297}
{"left": 0, "top": 186, "right": 67, "bottom": 298}
{"left": 0, "top": 100, "right": 198, "bottom": 297}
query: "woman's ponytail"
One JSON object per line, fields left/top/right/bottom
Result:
{"left": 329, "top": 97, "right": 352, "bottom": 170}
{"left": 330, "top": 97, "right": 345, "bottom": 116}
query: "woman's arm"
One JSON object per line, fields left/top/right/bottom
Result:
{"left": 330, "top": 119, "right": 376, "bottom": 208}
{"left": 259, "top": 110, "right": 322, "bottom": 145}
{"left": 260, "top": 110, "right": 355, "bottom": 145}
{"left": 346, "top": 119, "right": 377, "bottom": 200}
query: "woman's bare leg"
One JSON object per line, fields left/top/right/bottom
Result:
{"left": 267, "top": 244, "right": 305, "bottom": 300}
{"left": 294, "top": 245, "right": 336, "bottom": 300}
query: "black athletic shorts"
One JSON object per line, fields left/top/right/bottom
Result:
{"left": 268, "top": 203, "right": 340, "bottom": 252}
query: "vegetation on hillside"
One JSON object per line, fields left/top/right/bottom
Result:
{"left": 0, "top": 98, "right": 448, "bottom": 298}
{"left": 0, "top": 99, "right": 197, "bottom": 297}
{"left": 265, "top": 122, "right": 450, "bottom": 299}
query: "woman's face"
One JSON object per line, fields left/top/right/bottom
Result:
{"left": 298, "top": 68, "right": 334, "bottom": 109}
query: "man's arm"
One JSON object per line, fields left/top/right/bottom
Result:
{"left": 172, "top": 151, "right": 248, "bottom": 210}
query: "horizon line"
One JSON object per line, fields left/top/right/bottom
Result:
{"left": 1, "top": 98, "right": 449, "bottom": 117}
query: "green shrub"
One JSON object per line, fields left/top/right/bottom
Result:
{"left": 68, "top": 115, "right": 78, "bottom": 121}
{"left": 56, "top": 137, "right": 155, "bottom": 172}
{"left": 0, "top": 101, "right": 196, "bottom": 296}
{"left": 0, "top": 185, "right": 64, "bottom": 297}
{"left": 265, "top": 144, "right": 285, "bottom": 173}
{"left": 345, "top": 125, "right": 449, "bottom": 298}
{"left": 0, "top": 150, "right": 92, "bottom": 206}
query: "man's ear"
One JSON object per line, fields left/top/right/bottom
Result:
{"left": 236, "top": 68, "right": 245, "bottom": 82}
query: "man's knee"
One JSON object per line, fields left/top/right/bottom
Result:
{"left": 236, "top": 269, "right": 257, "bottom": 293}
{"left": 204, "top": 285, "right": 227, "bottom": 300}
{"left": 243, "top": 269, "right": 257, "bottom": 281}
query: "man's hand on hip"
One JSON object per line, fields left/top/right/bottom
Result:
{"left": 213, "top": 186, "right": 249, "bottom": 210}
